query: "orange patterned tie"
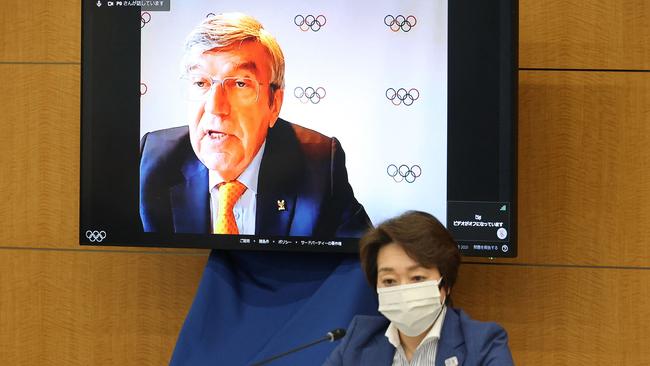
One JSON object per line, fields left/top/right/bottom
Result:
{"left": 214, "top": 180, "right": 247, "bottom": 234}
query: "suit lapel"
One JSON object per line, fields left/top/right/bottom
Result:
{"left": 255, "top": 120, "right": 302, "bottom": 236}
{"left": 435, "top": 309, "right": 466, "bottom": 366}
{"left": 170, "top": 158, "right": 209, "bottom": 233}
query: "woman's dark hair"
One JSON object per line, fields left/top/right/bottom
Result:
{"left": 359, "top": 211, "right": 461, "bottom": 305}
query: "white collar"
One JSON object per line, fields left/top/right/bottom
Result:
{"left": 208, "top": 140, "right": 266, "bottom": 193}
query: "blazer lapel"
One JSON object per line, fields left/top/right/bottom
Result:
{"left": 435, "top": 309, "right": 466, "bottom": 366}
{"left": 255, "top": 120, "right": 302, "bottom": 236}
{"left": 170, "top": 159, "right": 209, "bottom": 233}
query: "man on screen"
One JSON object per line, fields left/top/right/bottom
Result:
{"left": 140, "top": 12, "right": 371, "bottom": 237}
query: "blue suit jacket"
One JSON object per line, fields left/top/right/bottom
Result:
{"left": 323, "top": 309, "right": 514, "bottom": 366}
{"left": 139, "top": 118, "right": 371, "bottom": 237}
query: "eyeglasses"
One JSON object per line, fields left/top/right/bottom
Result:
{"left": 182, "top": 73, "right": 269, "bottom": 104}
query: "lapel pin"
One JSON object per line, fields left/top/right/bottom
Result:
{"left": 277, "top": 199, "right": 286, "bottom": 211}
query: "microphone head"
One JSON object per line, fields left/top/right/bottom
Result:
{"left": 327, "top": 328, "right": 346, "bottom": 341}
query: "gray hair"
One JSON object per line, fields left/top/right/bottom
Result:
{"left": 181, "top": 12, "right": 285, "bottom": 89}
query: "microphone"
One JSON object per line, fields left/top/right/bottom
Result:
{"left": 326, "top": 329, "right": 346, "bottom": 341}
{"left": 249, "top": 328, "right": 346, "bottom": 366}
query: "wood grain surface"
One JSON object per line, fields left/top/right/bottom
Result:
{"left": 0, "top": 249, "right": 207, "bottom": 366}
{"left": 520, "top": 0, "right": 650, "bottom": 70}
{"left": 0, "top": 0, "right": 80, "bottom": 62}
{"left": 456, "top": 264, "right": 650, "bottom": 365}
{"left": 0, "top": 64, "right": 81, "bottom": 247}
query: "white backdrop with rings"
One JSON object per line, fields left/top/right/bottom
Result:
{"left": 140, "top": 0, "right": 448, "bottom": 225}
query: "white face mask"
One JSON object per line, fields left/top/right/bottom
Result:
{"left": 377, "top": 279, "right": 445, "bottom": 337}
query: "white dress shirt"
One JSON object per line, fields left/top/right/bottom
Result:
{"left": 208, "top": 141, "right": 265, "bottom": 235}
{"left": 385, "top": 307, "right": 447, "bottom": 366}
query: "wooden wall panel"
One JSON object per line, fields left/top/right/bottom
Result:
{"left": 0, "top": 250, "right": 207, "bottom": 365}
{"left": 0, "top": 64, "right": 80, "bottom": 248}
{"left": 520, "top": 0, "right": 650, "bottom": 70}
{"left": 472, "top": 71, "right": 650, "bottom": 267}
{"left": 0, "top": 0, "right": 80, "bottom": 62}
{"left": 455, "top": 264, "right": 650, "bottom": 365}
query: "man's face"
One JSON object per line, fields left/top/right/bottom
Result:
{"left": 185, "top": 41, "right": 283, "bottom": 181}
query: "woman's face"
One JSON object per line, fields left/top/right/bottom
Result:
{"left": 376, "top": 242, "right": 446, "bottom": 297}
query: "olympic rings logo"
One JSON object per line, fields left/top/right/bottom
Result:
{"left": 294, "top": 15, "right": 327, "bottom": 32}
{"left": 386, "top": 88, "right": 420, "bottom": 106}
{"left": 85, "top": 230, "right": 107, "bottom": 243}
{"left": 384, "top": 15, "right": 417, "bottom": 32}
{"left": 387, "top": 164, "right": 422, "bottom": 183}
{"left": 294, "top": 87, "right": 326, "bottom": 104}
{"left": 140, "top": 82, "right": 147, "bottom": 96}
{"left": 141, "top": 12, "right": 151, "bottom": 29}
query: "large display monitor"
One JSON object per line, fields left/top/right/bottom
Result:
{"left": 81, "top": 0, "right": 517, "bottom": 257}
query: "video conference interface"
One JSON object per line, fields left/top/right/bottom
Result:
{"left": 81, "top": 0, "right": 517, "bottom": 257}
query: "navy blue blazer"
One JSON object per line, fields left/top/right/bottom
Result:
{"left": 323, "top": 308, "right": 514, "bottom": 366}
{"left": 139, "top": 118, "right": 371, "bottom": 237}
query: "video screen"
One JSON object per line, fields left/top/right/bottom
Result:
{"left": 81, "top": 0, "right": 517, "bottom": 257}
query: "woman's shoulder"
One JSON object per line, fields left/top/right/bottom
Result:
{"left": 447, "top": 308, "right": 514, "bottom": 365}
{"left": 452, "top": 308, "right": 508, "bottom": 336}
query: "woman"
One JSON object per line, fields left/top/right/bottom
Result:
{"left": 324, "top": 211, "right": 514, "bottom": 365}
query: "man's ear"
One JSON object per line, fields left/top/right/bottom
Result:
{"left": 268, "top": 88, "right": 284, "bottom": 128}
